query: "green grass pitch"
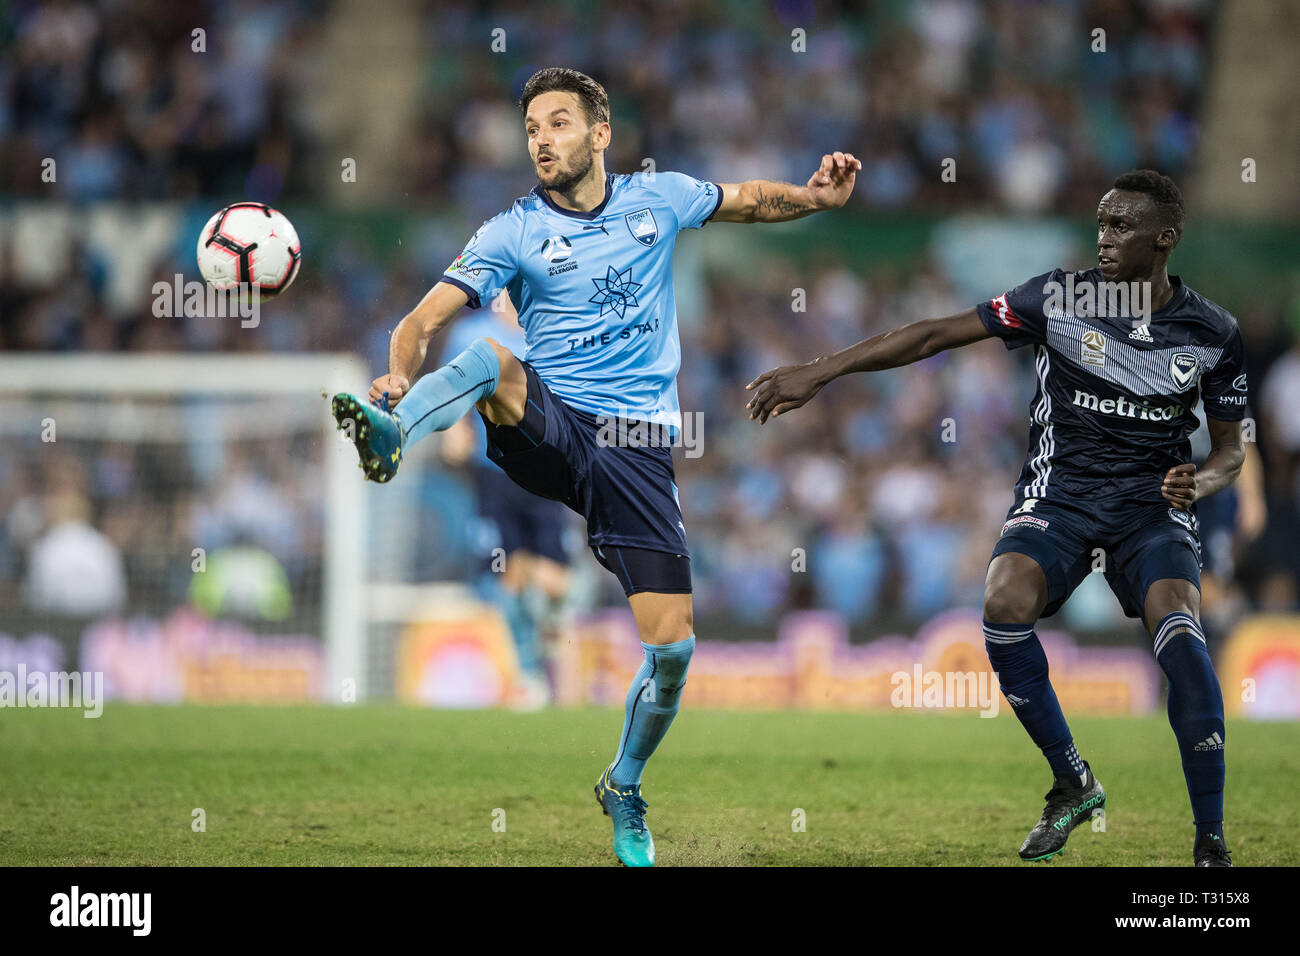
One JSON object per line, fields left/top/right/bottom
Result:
{"left": 2, "top": 705, "right": 1296, "bottom": 866}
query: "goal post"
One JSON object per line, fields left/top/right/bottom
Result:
{"left": 0, "top": 353, "right": 371, "bottom": 703}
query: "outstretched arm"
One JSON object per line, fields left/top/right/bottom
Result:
{"left": 714, "top": 152, "right": 861, "bottom": 223}
{"left": 746, "top": 307, "right": 990, "bottom": 422}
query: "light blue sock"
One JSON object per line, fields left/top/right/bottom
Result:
{"left": 503, "top": 587, "right": 543, "bottom": 677}
{"left": 395, "top": 338, "right": 499, "bottom": 446}
{"left": 475, "top": 573, "right": 543, "bottom": 678}
{"left": 609, "top": 636, "right": 695, "bottom": 788}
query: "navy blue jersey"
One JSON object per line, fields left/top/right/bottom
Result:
{"left": 976, "top": 269, "right": 1247, "bottom": 505}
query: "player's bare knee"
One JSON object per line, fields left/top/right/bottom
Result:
{"left": 984, "top": 553, "right": 1047, "bottom": 623}
{"left": 645, "top": 620, "right": 693, "bottom": 646}
{"left": 639, "top": 602, "right": 693, "bottom": 646}
{"left": 480, "top": 337, "right": 519, "bottom": 376}
{"left": 1143, "top": 578, "right": 1200, "bottom": 631}
{"left": 475, "top": 339, "right": 528, "bottom": 426}
{"left": 983, "top": 583, "right": 1039, "bottom": 625}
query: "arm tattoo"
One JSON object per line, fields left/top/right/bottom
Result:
{"left": 754, "top": 184, "right": 812, "bottom": 220}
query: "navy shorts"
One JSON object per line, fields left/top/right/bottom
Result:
{"left": 991, "top": 495, "right": 1202, "bottom": 619}
{"left": 481, "top": 361, "right": 691, "bottom": 595}
{"left": 470, "top": 464, "right": 569, "bottom": 566}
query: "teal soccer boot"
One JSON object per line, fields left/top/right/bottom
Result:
{"left": 331, "top": 392, "right": 404, "bottom": 483}
{"left": 594, "top": 765, "right": 655, "bottom": 867}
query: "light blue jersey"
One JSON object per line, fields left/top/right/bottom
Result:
{"left": 439, "top": 171, "right": 722, "bottom": 430}
{"left": 441, "top": 305, "right": 527, "bottom": 457}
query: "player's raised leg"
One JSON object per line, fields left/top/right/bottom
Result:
{"left": 1144, "top": 577, "right": 1231, "bottom": 867}
{"left": 594, "top": 558, "right": 695, "bottom": 868}
{"left": 333, "top": 336, "right": 526, "bottom": 482}
{"left": 984, "top": 551, "right": 1105, "bottom": 861}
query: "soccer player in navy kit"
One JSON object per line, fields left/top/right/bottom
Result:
{"left": 333, "top": 67, "right": 860, "bottom": 866}
{"left": 748, "top": 171, "right": 1245, "bottom": 866}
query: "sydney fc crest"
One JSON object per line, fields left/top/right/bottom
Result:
{"left": 1170, "top": 352, "right": 1199, "bottom": 391}
{"left": 625, "top": 208, "right": 658, "bottom": 247}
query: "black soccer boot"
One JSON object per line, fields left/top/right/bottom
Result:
{"left": 1018, "top": 760, "right": 1107, "bottom": 861}
{"left": 1193, "top": 831, "right": 1233, "bottom": 867}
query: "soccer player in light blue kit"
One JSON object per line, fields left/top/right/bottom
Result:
{"left": 333, "top": 67, "right": 860, "bottom": 866}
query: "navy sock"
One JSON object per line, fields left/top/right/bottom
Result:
{"left": 395, "top": 337, "right": 500, "bottom": 445}
{"left": 609, "top": 637, "right": 694, "bottom": 788}
{"left": 985, "top": 621, "right": 1086, "bottom": 786}
{"left": 1153, "top": 612, "right": 1225, "bottom": 841}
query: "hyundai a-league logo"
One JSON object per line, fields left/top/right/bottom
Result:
{"left": 625, "top": 208, "right": 658, "bottom": 246}
{"left": 540, "top": 236, "right": 572, "bottom": 262}
{"left": 589, "top": 265, "right": 643, "bottom": 318}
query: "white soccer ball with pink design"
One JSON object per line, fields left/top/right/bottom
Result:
{"left": 196, "top": 202, "right": 302, "bottom": 300}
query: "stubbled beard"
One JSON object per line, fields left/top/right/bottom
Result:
{"left": 539, "top": 140, "right": 594, "bottom": 193}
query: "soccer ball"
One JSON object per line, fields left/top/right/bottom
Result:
{"left": 196, "top": 202, "right": 302, "bottom": 300}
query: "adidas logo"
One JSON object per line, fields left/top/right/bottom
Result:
{"left": 1194, "top": 732, "right": 1224, "bottom": 752}
{"left": 1005, "top": 693, "right": 1030, "bottom": 707}
{"left": 1128, "top": 324, "right": 1154, "bottom": 343}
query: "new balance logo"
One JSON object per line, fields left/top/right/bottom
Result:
{"left": 1194, "top": 732, "right": 1224, "bottom": 752}
{"left": 1052, "top": 793, "right": 1105, "bottom": 831}
{"left": 1128, "top": 324, "right": 1154, "bottom": 342}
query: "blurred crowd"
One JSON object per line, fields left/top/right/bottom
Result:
{"left": 418, "top": 0, "right": 1214, "bottom": 217}
{"left": 4, "top": 0, "right": 1213, "bottom": 213}
{"left": 5, "top": 0, "right": 1300, "bottom": 638}
{"left": 1, "top": 0, "right": 320, "bottom": 202}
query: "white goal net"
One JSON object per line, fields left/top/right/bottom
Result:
{"left": 0, "top": 354, "right": 370, "bottom": 704}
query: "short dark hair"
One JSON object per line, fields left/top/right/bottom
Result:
{"left": 519, "top": 68, "right": 609, "bottom": 128}
{"left": 1111, "top": 169, "right": 1185, "bottom": 235}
